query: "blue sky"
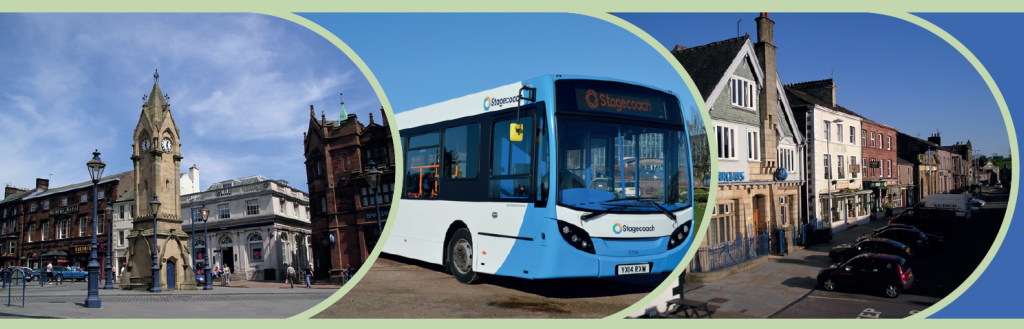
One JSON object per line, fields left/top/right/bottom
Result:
{"left": 0, "top": 13, "right": 381, "bottom": 193}
{"left": 300, "top": 13, "right": 700, "bottom": 120}
{"left": 615, "top": 13, "right": 1009, "bottom": 158}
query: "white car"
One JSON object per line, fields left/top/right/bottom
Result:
{"left": 969, "top": 197, "right": 986, "bottom": 207}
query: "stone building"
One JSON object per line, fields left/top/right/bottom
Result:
{"left": 671, "top": 13, "right": 805, "bottom": 258}
{"left": 897, "top": 132, "right": 945, "bottom": 203}
{"left": 303, "top": 97, "right": 395, "bottom": 282}
{"left": 787, "top": 80, "right": 870, "bottom": 233}
{"left": 1, "top": 185, "right": 34, "bottom": 267}
{"left": 179, "top": 175, "right": 311, "bottom": 281}
{"left": 860, "top": 119, "right": 900, "bottom": 217}
{"left": 896, "top": 157, "right": 916, "bottom": 210}
{"left": 945, "top": 141, "right": 974, "bottom": 190}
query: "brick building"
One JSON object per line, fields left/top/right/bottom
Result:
{"left": 304, "top": 99, "right": 394, "bottom": 282}
{"left": 860, "top": 119, "right": 901, "bottom": 216}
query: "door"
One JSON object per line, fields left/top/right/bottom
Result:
{"left": 166, "top": 260, "right": 176, "bottom": 291}
{"left": 222, "top": 247, "right": 235, "bottom": 274}
{"left": 753, "top": 195, "right": 766, "bottom": 235}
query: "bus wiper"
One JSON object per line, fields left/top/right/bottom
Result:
{"left": 641, "top": 199, "right": 677, "bottom": 222}
{"left": 582, "top": 205, "right": 625, "bottom": 221}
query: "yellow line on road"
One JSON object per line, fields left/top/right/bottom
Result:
{"left": 807, "top": 295, "right": 874, "bottom": 303}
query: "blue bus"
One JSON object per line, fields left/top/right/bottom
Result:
{"left": 383, "top": 75, "right": 694, "bottom": 283}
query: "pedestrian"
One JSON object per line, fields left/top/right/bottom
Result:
{"left": 346, "top": 264, "right": 354, "bottom": 282}
{"left": 45, "top": 262, "right": 53, "bottom": 285}
{"left": 304, "top": 266, "right": 313, "bottom": 288}
{"left": 224, "top": 265, "right": 231, "bottom": 286}
{"left": 341, "top": 266, "right": 349, "bottom": 284}
{"left": 286, "top": 263, "right": 295, "bottom": 289}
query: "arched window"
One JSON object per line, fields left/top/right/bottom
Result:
{"left": 248, "top": 233, "right": 263, "bottom": 263}
{"left": 219, "top": 235, "right": 232, "bottom": 245}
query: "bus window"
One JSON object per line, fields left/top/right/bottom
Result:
{"left": 406, "top": 131, "right": 440, "bottom": 199}
{"left": 443, "top": 124, "right": 479, "bottom": 179}
{"left": 490, "top": 118, "right": 533, "bottom": 199}
{"left": 536, "top": 116, "right": 549, "bottom": 205}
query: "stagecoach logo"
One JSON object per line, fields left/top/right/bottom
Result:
{"left": 613, "top": 223, "right": 655, "bottom": 234}
{"left": 483, "top": 95, "right": 521, "bottom": 111}
{"left": 583, "top": 89, "right": 653, "bottom": 113}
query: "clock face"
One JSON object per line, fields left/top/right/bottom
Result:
{"left": 140, "top": 139, "right": 151, "bottom": 152}
{"left": 162, "top": 138, "right": 172, "bottom": 153}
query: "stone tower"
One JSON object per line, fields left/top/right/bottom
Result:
{"left": 123, "top": 70, "right": 197, "bottom": 291}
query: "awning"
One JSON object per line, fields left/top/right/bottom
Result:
{"left": 41, "top": 250, "right": 68, "bottom": 258}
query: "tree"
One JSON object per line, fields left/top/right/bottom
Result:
{"left": 686, "top": 105, "right": 710, "bottom": 187}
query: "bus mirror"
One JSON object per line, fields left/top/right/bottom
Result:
{"left": 510, "top": 123, "right": 523, "bottom": 142}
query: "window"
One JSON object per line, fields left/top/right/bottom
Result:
{"left": 887, "top": 136, "right": 891, "bottom": 150}
{"left": 870, "top": 132, "right": 875, "bottom": 147}
{"left": 41, "top": 224, "right": 47, "bottom": 241}
{"left": 245, "top": 200, "right": 259, "bottom": 215}
{"left": 863, "top": 158, "right": 868, "bottom": 176}
{"left": 823, "top": 121, "right": 831, "bottom": 142}
{"left": 850, "top": 126, "right": 856, "bottom": 144}
{"left": 28, "top": 225, "right": 34, "bottom": 242}
{"left": 490, "top": 118, "right": 533, "bottom": 199}
{"left": 443, "top": 124, "right": 480, "bottom": 179}
{"left": 836, "top": 124, "right": 843, "bottom": 143}
{"left": 119, "top": 205, "right": 125, "bottom": 220}
{"left": 78, "top": 218, "right": 85, "bottom": 237}
{"left": 30, "top": 204, "right": 36, "bottom": 212}
{"left": 2, "top": 208, "right": 5, "bottom": 218}
{"left": 248, "top": 233, "right": 263, "bottom": 263}
{"left": 862, "top": 129, "right": 866, "bottom": 146}
{"left": 81, "top": 194, "right": 88, "bottom": 203}
{"left": 405, "top": 131, "right": 440, "bottom": 198}
{"left": 887, "top": 160, "right": 893, "bottom": 177}
{"left": 850, "top": 156, "right": 857, "bottom": 178}
{"left": 61, "top": 198, "right": 68, "bottom": 207}
{"left": 361, "top": 183, "right": 395, "bottom": 207}
{"left": 824, "top": 154, "right": 831, "bottom": 179}
{"left": 747, "top": 131, "right": 760, "bottom": 161}
{"left": 368, "top": 147, "right": 390, "bottom": 166}
{"left": 710, "top": 202, "right": 736, "bottom": 245}
{"left": 1, "top": 222, "right": 5, "bottom": 234}
{"left": 218, "top": 204, "right": 230, "bottom": 219}
{"left": 98, "top": 191, "right": 104, "bottom": 200}
{"left": 119, "top": 230, "right": 125, "bottom": 246}
{"left": 716, "top": 126, "right": 736, "bottom": 159}
{"left": 872, "top": 158, "right": 878, "bottom": 177}
{"left": 730, "top": 77, "right": 756, "bottom": 109}
{"left": 316, "top": 161, "right": 323, "bottom": 177}
{"left": 837, "top": 155, "right": 845, "bottom": 179}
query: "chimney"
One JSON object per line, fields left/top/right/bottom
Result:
{"left": 754, "top": 12, "right": 778, "bottom": 166}
{"left": 756, "top": 12, "right": 774, "bottom": 45}
{"left": 310, "top": 105, "right": 315, "bottom": 118}
{"left": 189, "top": 164, "right": 200, "bottom": 193}
{"left": 789, "top": 79, "right": 837, "bottom": 108}
{"left": 369, "top": 112, "right": 374, "bottom": 125}
{"left": 672, "top": 45, "right": 687, "bottom": 52}
{"left": 5, "top": 185, "right": 27, "bottom": 198}
{"left": 36, "top": 178, "right": 49, "bottom": 190}
{"left": 928, "top": 133, "right": 941, "bottom": 146}
{"left": 380, "top": 106, "right": 389, "bottom": 127}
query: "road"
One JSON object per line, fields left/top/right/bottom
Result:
{"left": 772, "top": 186, "right": 1008, "bottom": 318}
{"left": 314, "top": 254, "right": 669, "bottom": 318}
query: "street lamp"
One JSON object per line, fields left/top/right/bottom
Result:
{"left": 150, "top": 194, "right": 161, "bottom": 293}
{"left": 200, "top": 203, "right": 213, "bottom": 290}
{"left": 84, "top": 150, "right": 104, "bottom": 308}
{"left": 189, "top": 199, "right": 195, "bottom": 276}
{"left": 103, "top": 202, "right": 114, "bottom": 289}
{"left": 364, "top": 160, "right": 384, "bottom": 234}
{"left": 826, "top": 119, "right": 843, "bottom": 231}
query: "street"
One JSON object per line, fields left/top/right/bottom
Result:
{"left": 0, "top": 280, "right": 338, "bottom": 318}
{"left": 314, "top": 254, "right": 669, "bottom": 318}
{"left": 682, "top": 186, "right": 1007, "bottom": 319}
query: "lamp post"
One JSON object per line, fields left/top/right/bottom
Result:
{"left": 189, "top": 200, "right": 195, "bottom": 274}
{"left": 826, "top": 119, "right": 843, "bottom": 232}
{"left": 364, "top": 160, "right": 384, "bottom": 234}
{"left": 103, "top": 202, "right": 114, "bottom": 289}
{"left": 84, "top": 150, "right": 105, "bottom": 308}
{"left": 150, "top": 194, "right": 161, "bottom": 293}
{"left": 200, "top": 203, "right": 213, "bottom": 290}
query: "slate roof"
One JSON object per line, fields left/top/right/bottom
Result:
{"left": 206, "top": 175, "right": 272, "bottom": 191}
{"left": 783, "top": 86, "right": 865, "bottom": 120}
{"left": 671, "top": 36, "right": 750, "bottom": 101}
{"left": 897, "top": 157, "right": 913, "bottom": 166}
{"left": 22, "top": 171, "right": 133, "bottom": 200}
{"left": 0, "top": 189, "right": 36, "bottom": 205}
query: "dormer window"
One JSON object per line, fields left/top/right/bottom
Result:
{"left": 730, "top": 77, "right": 757, "bottom": 110}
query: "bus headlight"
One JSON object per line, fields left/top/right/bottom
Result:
{"left": 557, "top": 221, "right": 595, "bottom": 254}
{"left": 667, "top": 221, "right": 692, "bottom": 250}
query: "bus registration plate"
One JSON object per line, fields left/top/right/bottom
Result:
{"left": 616, "top": 263, "right": 652, "bottom": 275}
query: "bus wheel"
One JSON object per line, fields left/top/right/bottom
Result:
{"left": 448, "top": 228, "right": 481, "bottom": 284}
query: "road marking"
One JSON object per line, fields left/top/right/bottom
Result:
{"left": 858, "top": 308, "right": 881, "bottom": 319}
{"left": 807, "top": 295, "right": 874, "bottom": 303}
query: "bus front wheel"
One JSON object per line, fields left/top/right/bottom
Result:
{"left": 448, "top": 228, "right": 481, "bottom": 284}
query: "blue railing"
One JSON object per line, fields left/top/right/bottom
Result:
{"left": 689, "top": 232, "right": 770, "bottom": 273}
{"left": 800, "top": 218, "right": 827, "bottom": 246}
{"left": 776, "top": 229, "right": 787, "bottom": 254}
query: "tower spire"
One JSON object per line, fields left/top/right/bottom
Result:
{"left": 340, "top": 93, "right": 348, "bottom": 121}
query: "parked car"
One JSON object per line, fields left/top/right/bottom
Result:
{"left": 969, "top": 197, "right": 986, "bottom": 207}
{"left": 872, "top": 225, "right": 946, "bottom": 250}
{"left": 918, "top": 194, "right": 974, "bottom": 219}
{"left": 818, "top": 253, "right": 914, "bottom": 298}
{"left": 889, "top": 207, "right": 958, "bottom": 233}
{"left": 2, "top": 266, "right": 38, "bottom": 283}
{"left": 857, "top": 228, "right": 933, "bottom": 254}
{"left": 52, "top": 266, "right": 88, "bottom": 282}
{"left": 829, "top": 238, "right": 913, "bottom": 263}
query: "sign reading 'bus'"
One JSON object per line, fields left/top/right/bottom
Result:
{"left": 575, "top": 88, "right": 666, "bottom": 119}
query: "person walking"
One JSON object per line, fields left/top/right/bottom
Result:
{"left": 341, "top": 266, "right": 349, "bottom": 284}
{"left": 286, "top": 263, "right": 296, "bottom": 289}
{"left": 224, "top": 265, "right": 231, "bottom": 286}
{"left": 304, "top": 266, "right": 312, "bottom": 288}
{"left": 45, "top": 262, "right": 53, "bottom": 285}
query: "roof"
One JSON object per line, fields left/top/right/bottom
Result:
{"left": 670, "top": 36, "right": 750, "bottom": 100}
{"left": 206, "top": 175, "right": 274, "bottom": 191}
{"left": 23, "top": 171, "right": 133, "bottom": 201}
{"left": 0, "top": 189, "right": 37, "bottom": 205}
{"left": 783, "top": 86, "right": 865, "bottom": 119}
{"left": 897, "top": 157, "right": 914, "bottom": 166}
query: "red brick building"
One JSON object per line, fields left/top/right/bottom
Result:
{"left": 860, "top": 120, "right": 901, "bottom": 215}
{"left": 304, "top": 103, "right": 394, "bottom": 282}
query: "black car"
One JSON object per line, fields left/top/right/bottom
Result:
{"left": 889, "top": 207, "right": 957, "bottom": 233}
{"left": 829, "top": 238, "right": 913, "bottom": 263}
{"left": 872, "top": 225, "right": 945, "bottom": 250}
{"left": 818, "top": 254, "right": 914, "bottom": 298}
{"left": 857, "top": 228, "right": 932, "bottom": 254}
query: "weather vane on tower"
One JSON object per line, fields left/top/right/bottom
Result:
{"left": 154, "top": 69, "right": 159, "bottom": 82}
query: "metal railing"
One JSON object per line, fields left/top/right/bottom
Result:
{"left": 800, "top": 218, "right": 828, "bottom": 246}
{"left": 689, "top": 232, "right": 770, "bottom": 273}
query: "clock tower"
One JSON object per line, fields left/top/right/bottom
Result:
{"left": 122, "top": 70, "right": 197, "bottom": 291}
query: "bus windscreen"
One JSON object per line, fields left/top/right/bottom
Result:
{"left": 573, "top": 87, "right": 666, "bottom": 119}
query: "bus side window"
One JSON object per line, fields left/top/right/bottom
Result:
{"left": 443, "top": 124, "right": 479, "bottom": 179}
{"left": 536, "top": 116, "right": 549, "bottom": 205}
{"left": 490, "top": 118, "right": 533, "bottom": 199}
{"left": 406, "top": 131, "right": 441, "bottom": 199}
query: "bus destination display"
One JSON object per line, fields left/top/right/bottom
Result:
{"left": 575, "top": 88, "right": 666, "bottom": 119}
